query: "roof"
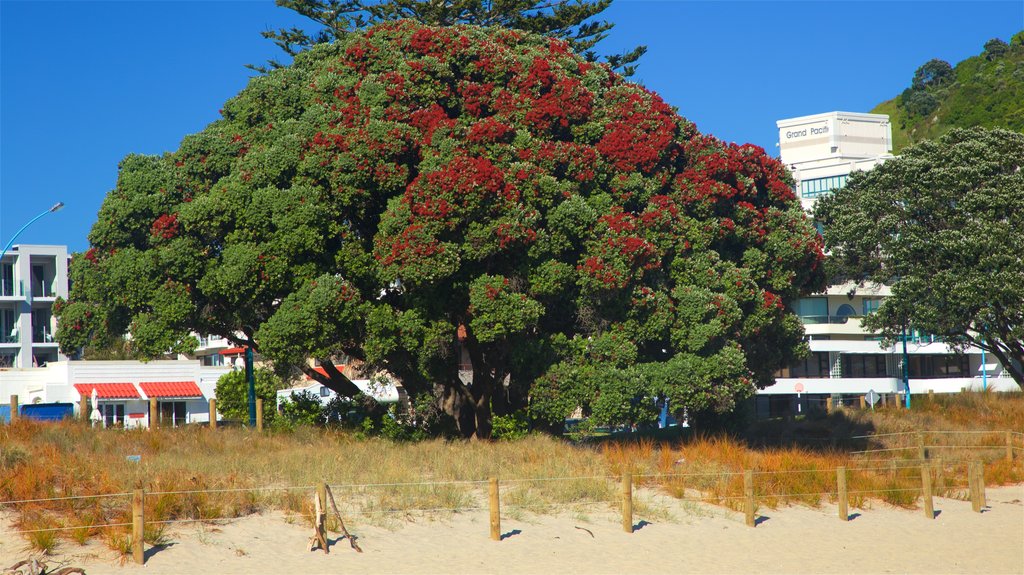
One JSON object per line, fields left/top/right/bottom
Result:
{"left": 73, "top": 383, "right": 141, "bottom": 399}
{"left": 138, "top": 381, "right": 203, "bottom": 398}
{"left": 219, "top": 347, "right": 247, "bottom": 356}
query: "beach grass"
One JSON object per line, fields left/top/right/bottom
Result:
{"left": 0, "top": 390, "right": 1020, "bottom": 556}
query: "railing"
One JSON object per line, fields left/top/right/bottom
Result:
{"left": 32, "top": 329, "right": 54, "bottom": 344}
{"left": 0, "top": 280, "right": 25, "bottom": 298}
{"left": 799, "top": 314, "right": 857, "bottom": 325}
{"left": 0, "top": 330, "right": 18, "bottom": 344}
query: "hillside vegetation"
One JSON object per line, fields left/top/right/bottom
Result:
{"left": 872, "top": 32, "right": 1024, "bottom": 152}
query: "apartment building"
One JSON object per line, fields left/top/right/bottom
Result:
{"left": 756, "top": 112, "right": 1017, "bottom": 417}
{"left": 0, "top": 244, "right": 68, "bottom": 368}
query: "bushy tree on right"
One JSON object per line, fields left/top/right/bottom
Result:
{"left": 816, "top": 127, "right": 1024, "bottom": 390}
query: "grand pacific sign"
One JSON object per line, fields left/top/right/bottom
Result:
{"left": 784, "top": 123, "right": 830, "bottom": 140}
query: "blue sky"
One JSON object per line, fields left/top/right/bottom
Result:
{"left": 2, "top": 1, "right": 1022, "bottom": 252}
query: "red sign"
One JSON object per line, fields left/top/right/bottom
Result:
{"left": 794, "top": 383, "right": 805, "bottom": 393}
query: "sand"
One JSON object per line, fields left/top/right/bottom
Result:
{"left": 2, "top": 485, "right": 1021, "bottom": 575}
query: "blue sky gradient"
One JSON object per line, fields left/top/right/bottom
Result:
{"left": 2, "top": 1, "right": 1021, "bottom": 252}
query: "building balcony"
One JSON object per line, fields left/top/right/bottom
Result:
{"left": 0, "top": 280, "right": 27, "bottom": 300}
{"left": 32, "top": 330, "right": 56, "bottom": 344}
{"left": 801, "top": 315, "right": 870, "bottom": 336}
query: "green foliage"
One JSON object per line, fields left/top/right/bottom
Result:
{"left": 490, "top": 410, "right": 530, "bottom": 440}
{"left": 63, "top": 22, "right": 824, "bottom": 438}
{"left": 873, "top": 33, "right": 1024, "bottom": 151}
{"left": 277, "top": 390, "right": 327, "bottom": 427}
{"left": 254, "top": 0, "right": 646, "bottom": 76}
{"left": 815, "top": 127, "right": 1024, "bottom": 390}
{"left": 214, "top": 368, "right": 287, "bottom": 425}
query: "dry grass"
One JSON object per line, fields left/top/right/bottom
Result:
{"left": 0, "top": 391, "right": 1020, "bottom": 553}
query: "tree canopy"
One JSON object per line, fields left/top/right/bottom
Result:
{"left": 815, "top": 127, "right": 1024, "bottom": 390}
{"left": 254, "top": 0, "right": 646, "bottom": 76}
{"left": 57, "top": 21, "right": 825, "bottom": 438}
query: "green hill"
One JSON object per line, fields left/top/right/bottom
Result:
{"left": 872, "top": 32, "right": 1024, "bottom": 152}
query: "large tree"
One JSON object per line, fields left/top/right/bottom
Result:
{"left": 254, "top": 0, "right": 647, "bottom": 76}
{"left": 815, "top": 127, "right": 1024, "bottom": 389}
{"left": 57, "top": 22, "right": 824, "bottom": 438}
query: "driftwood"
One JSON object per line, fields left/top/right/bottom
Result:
{"left": 307, "top": 491, "right": 330, "bottom": 554}
{"left": 4, "top": 559, "right": 85, "bottom": 575}
{"left": 325, "top": 484, "right": 363, "bottom": 553}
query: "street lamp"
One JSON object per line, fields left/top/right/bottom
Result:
{"left": 0, "top": 202, "right": 65, "bottom": 262}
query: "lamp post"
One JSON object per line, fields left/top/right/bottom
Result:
{"left": 0, "top": 202, "right": 65, "bottom": 263}
{"left": 246, "top": 346, "right": 256, "bottom": 427}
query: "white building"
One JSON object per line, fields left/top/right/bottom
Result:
{"left": 0, "top": 244, "right": 68, "bottom": 368}
{"left": 0, "top": 359, "right": 229, "bottom": 426}
{"left": 757, "top": 112, "right": 1017, "bottom": 417}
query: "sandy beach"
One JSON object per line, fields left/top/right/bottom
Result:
{"left": 2, "top": 484, "right": 1021, "bottom": 575}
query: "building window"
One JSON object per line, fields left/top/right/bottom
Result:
{"left": 842, "top": 354, "right": 889, "bottom": 378}
{"left": 789, "top": 352, "right": 830, "bottom": 377}
{"left": 909, "top": 355, "right": 969, "bottom": 378}
{"left": 320, "top": 386, "right": 331, "bottom": 397}
{"left": 1, "top": 308, "right": 16, "bottom": 343}
{"left": 201, "top": 354, "right": 224, "bottom": 367}
{"left": 794, "top": 297, "right": 829, "bottom": 323}
{"left": 159, "top": 401, "right": 187, "bottom": 427}
{"left": 799, "top": 175, "right": 848, "bottom": 198}
{"left": 862, "top": 298, "right": 881, "bottom": 315}
{"left": 102, "top": 403, "right": 126, "bottom": 427}
{"left": 1, "top": 264, "right": 13, "bottom": 297}
{"left": 31, "top": 309, "right": 53, "bottom": 343}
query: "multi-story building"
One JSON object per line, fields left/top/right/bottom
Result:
{"left": 0, "top": 244, "right": 69, "bottom": 368}
{"left": 756, "top": 112, "right": 1017, "bottom": 418}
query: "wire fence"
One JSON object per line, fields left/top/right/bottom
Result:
{"left": 0, "top": 430, "right": 1018, "bottom": 545}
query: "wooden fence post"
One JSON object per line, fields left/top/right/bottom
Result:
{"left": 826, "top": 397, "right": 834, "bottom": 414}
{"left": 256, "top": 398, "right": 264, "bottom": 432}
{"left": 921, "top": 464, "right": 934, "bottom": 519}
{"left": 836, "top": 466, "right": 848, "bottom": 521}
{"left": 132, "top": 489, "right": 145, "bottom": 565}
{"left": 488, "top": 477, "right": 501, "bottom": 541}
{"left": 917, "top": 432, "right": 926, "bottom": 461}
{"left": 79, "top": 395, "right": 88, "bottom": 422}
{"left": 621, "top": 473, "right": 633, "bottom": 533}
{"left": 933, "top": 457, "right": 945, "bottom": 497}
{"left": 149, "top": 397, "right": 158, "bottom": 429}
{"left": 969, "top": 461, "right": 982, "bottom": 513}
{"left": 1007, "top": 431, "right": 1014, "bottom": 463}
{"left": 209, "top": 398, "right": 217, "bottom": 430}
{"left": 9, "top": 395, "right": 18, "bottom": 422}
{"left": 858, "top": 396, "right": 866, "bottom": 410}
{"left": 743, "top": 470, "right": 755, "bottom": 527}
{"left": 927, "top": 389, "right": 934, "bottom": 402}
{"left": 976, "top": 461, "right": 986, "bottom": 508}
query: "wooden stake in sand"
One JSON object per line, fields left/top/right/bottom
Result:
{"left": 132, "top": 489, "right": 145, "bottom": 565}
{"left": 920, "top": 464, "right": 934, "bottom": 519}
{"left": 621, "top": 473, "right": 633, "bottom": 534}
{"left": 308, "top": 484, "right": 329, "bottom": 554}
{"left": 9, "top": 395, "right": 18, "bottom": 422}
{"left": 743, "top": 470, "right": 756, "bottom": 528}
{"left": 489, "top": 477, "right": 501, "bottom": 541}
{"left": 836, "top": 466, "right": 848, "bottom": 522}
{"left": 325, "top": 484, "right": 362, "bottom": 552}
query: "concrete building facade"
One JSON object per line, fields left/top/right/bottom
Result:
{"left": 757, "top": 112, "right": 1017, "bottom": 417}
{"left": 0, "top": 244, "right": 69, "bottom": 368}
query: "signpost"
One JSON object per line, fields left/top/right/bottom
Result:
{"left": 795, "top": 383, "right": 804, "bottom": 414}
{"left": 864, "top": 389, "right": 880, "bottom": 411}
